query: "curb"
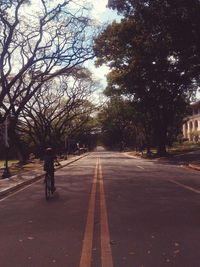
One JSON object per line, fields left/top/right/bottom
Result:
{"left": 0, "top": 174, "right": 44, "bottom": 198}
{"left": 57, "top": 152, "right": 89, "bottom": 169}
{"left": 0, "top": 153, "right": 89, "bottom": 198}
{"left": 120, "top": 152, "right": 140, "bottom": 159}
{"left": 188, "top": 164, "right": 200, "bottom": 171}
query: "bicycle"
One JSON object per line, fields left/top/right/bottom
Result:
{"left": 45, "top": 171, "right": 54, "bottom": 200}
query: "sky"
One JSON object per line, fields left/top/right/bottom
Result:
{"left": 84, "top": 0, "right": 122, "bottom": 98}
{"left": 88, "top": 0, "right": 120, "bottom": 22}
{"left": 19, "top": 0, "right": 121, "bottom": 103}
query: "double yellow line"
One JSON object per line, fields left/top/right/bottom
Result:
{"left": 79, "top": 158, "right": 113, "bottom": 267}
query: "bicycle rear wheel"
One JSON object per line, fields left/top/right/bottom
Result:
{"left": 45, "top": 173, "right": 52, "bottom": 200}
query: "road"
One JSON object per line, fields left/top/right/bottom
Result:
{"left": 1, "top": 149, "right": 200, "bottom": 267}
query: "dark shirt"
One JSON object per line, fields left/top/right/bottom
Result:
{"left": 43, "top": 154, "right": 56, "bottom": 171}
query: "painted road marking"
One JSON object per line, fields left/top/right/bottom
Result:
{"left": 99, "top": 158, "right": 114, "bottom": 267}
{"left": 137, "top": 165, "right": 144, "bottom": 169}
{"left": 169, "top": 180, "right": 200, "bottom": 194}
{"left": 79, "top": 158, "right": 113, "bottom": 267}
{"left": 79, "top": 159, "right": 98, "bottom": 267}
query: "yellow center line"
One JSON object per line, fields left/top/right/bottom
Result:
{"left": 79, "top": 158, "right": 113, "bottom": 267}
{"left": 79, "top": 159, "right": 98, "bottom": 267}
{"left": 99, "top": 158, "right": 114, "bottom": 267}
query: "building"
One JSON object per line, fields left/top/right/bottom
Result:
{"left": 182, "top": 101, "right": 200, "bottom": 141}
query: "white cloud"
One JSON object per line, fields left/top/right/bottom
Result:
{"left": 25, "top": 0, "right": 118, "bottom": 101}
{"left": 85, "top": 60, "right": 109, "bottom": 87}
{"left": 89, "top": 0, "right": 107, "bottom": 20}
{"left": 86, "top": 0, "right": 121, "bottom": 24}
{"left": 82, "top": 0, "right": 122, "bottom": 101}
{"left": 92, "top": 65, "right": 110, "bottom": 81}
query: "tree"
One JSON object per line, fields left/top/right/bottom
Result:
{"left": 107, "top": 0, "right": 200, "bottom": 79}
{"left": 94, "top": 1, "right": 200, "bottom": 155}
{"left": 17, "top": 69, "right": 97, "bottom": 159}
{"left": 98, "top": 97, "right": 144, "bottom": 150}
{"left": 0, "top": 0, "right": 95, "bottom": 160}
{"left": 66, "top": 112, "right": 99, "bottom": 151}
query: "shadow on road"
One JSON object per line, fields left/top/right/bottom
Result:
{"left": 151, "top": 150, "right": 200, "bottom": 167}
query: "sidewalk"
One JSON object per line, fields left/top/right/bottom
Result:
{"left": 0, "top": 153, "right": 89, "bottom": 198}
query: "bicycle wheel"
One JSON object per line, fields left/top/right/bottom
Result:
{"left": 45, "top": 173, "right": 52, "bottom": 200}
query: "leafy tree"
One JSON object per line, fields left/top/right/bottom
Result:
{"left": 94, "top": 0, "right": 200, "bottom": 155}
{"left": 67, "top": 114, "right": 99, "bottom": 151}
{"left": 107, "top": 0, "right": 200, "bottom": 78}
{"left": 98, "top": 97, "right": 144, "bottom": 150}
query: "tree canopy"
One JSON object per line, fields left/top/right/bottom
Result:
{"left": 0, "top": 0, "right": 97, "bottom": 161}
{"left": 0, "top": 0, "right": 94, "bottom": 123}
{"left": 94, "top": 0, "right": 200, "bottom": 155}
{"left": 98, "top": 97, "right": 144, "bottom": 150}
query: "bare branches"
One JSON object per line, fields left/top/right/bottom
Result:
{"left": 18, "top": 70, "right": 96, "bottom": 149}
{"left": 0, "top": 0, "right": 95, "bottom": 122}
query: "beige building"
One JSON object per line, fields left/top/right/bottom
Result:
{"left": 182, "top": 101, "right": 200, "bottom": 141}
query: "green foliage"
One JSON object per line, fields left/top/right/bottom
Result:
{"left": 98, "top": 97, "right": 144, "bottom": 150}
{"left": 69, "top": 115, "right": 99, "bottom": 150}
{"left": 94, "top": 0, "right": 200, "bottom": 155}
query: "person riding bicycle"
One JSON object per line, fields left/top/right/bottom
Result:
{"left": 43, "top": 147, "right": 60, "bottom": 192}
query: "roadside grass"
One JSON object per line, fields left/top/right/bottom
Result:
{"left": 0, "top": 159, "right": 43, "bottom": 177}
{"left": 0, "top": 153, "right": 73, "bottom": 177}
{"left": 127, "top": 142, "right": 200, "bottom": 158}
{"left": 167, "top": 142, "right": 200, "bottom": 154}
{"left": 0, "top": 160, "right": 18, "bottom": 167}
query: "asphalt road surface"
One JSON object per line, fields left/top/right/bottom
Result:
{"left": 1, "top": 148, "right": 200, "bottom": 267}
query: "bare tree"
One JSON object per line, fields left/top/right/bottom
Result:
{"left": 0, "top": 0, "right": 94, "bottom": 123}
{"left": 17, "top": 69, "right": 97, "bottom": 158}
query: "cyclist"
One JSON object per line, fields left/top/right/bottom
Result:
{"left": 43, "top": 147, "right": 60, "bottom": 192}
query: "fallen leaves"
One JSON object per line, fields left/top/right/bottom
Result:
{"left": 27, "top": 236, "right": 35, "bottom": 240}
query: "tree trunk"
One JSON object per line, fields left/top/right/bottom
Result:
{"left": 15, "top": 144, "right": 26, "bottom": 165}
{"left": 9, "top": 120, "right": 27, "bottom": 165}
{"left": 146, "top": 145, "right": 151, "bottom": 156}
{"left": 156, "top": 131, "right": 168, "bottom": 156}
{"left": 154, "top": 119, "right": 168, "bottom": 156}
{"left": 156, "top": 142, "right": 167, "bottom": 156}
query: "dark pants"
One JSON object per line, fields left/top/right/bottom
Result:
{"left": 46, "top": 169, "right": 55, "bottom": 188}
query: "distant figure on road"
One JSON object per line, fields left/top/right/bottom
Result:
{"left": 43, "top": 148, "right": 60, "bottom": 192}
